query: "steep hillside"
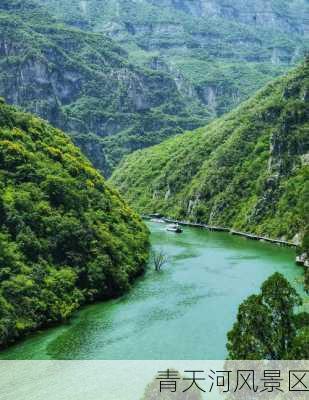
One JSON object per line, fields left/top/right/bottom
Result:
{"left": 0, "top": 100, "right": 149, "bottom": 347}
{"left": 111, "top": 61, "right": 309, "bottom": 242}
{"left": 0, "top": 1, "right": 208, "bottom": 176}
{"left": 36, "top": 0, "right": 309, "bottom": 117}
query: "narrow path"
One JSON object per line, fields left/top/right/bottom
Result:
{"left": 145, "top": 215, "right": 297, "bottom": 248}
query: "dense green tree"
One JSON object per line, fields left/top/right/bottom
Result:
{"left": 260, "top": 273, "right": 302, "bottom": 358}
{"left": 226, "top": 294, "right": 274, "bottom": 360}
{"left": 227, "top": 273, "right": 307, "bottom": 360}
{"left": 288, "top": 328, "right": 309, "bottom": 359}
{"left": 0, "top": 101, "right": 149, "bottom": 347}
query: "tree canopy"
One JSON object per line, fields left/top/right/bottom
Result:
{"left": 227, "top": 273, "right": 308, "bottom": 360}
{"left": 0, "top": 101, "right": 149, "bottom": 347}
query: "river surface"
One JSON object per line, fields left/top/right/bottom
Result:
{"left": 0, "top": 222, "right": 304, "bottom": 360}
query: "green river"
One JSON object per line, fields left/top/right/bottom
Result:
{"left": 0, "top": 221, "right": 305, "bottom": 360}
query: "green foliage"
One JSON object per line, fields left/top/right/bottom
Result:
{"left": 0, "top": 101, "right": 149, "bottom": 347}
{"left": 111, "top": 61, "right": 309, "bottom": 240}
{"left": 0, "top": 1, "right": 209, "bottom": 176}
{"left": 35, "top": 0, "right": 309, "bottom": 118}
{"left": 226, "top": 273, "right": 307, "bottom": 360}
{"left": 2, "top": 1, "right": 309, "bottom": 175}
{"left": 287, "top": 327, "right": 309, "bottom": 359}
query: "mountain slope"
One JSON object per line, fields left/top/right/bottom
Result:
{"left": 0, "top": 1, "right": 208, "bottom": 176}
{"left": 111, "top": 60, "right": 309, "bottom": 242}
{"left": 0, "top": 99, "right": 149, "bottom": 347}
{"left": 36, "top": 0, "right": 309, "bottom": 118}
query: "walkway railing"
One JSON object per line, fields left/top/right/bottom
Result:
{"left": 144, "top": 215, "right": 297, "bottom": 248}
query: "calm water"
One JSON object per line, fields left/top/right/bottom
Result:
{"left": 0, "top": 222, "right": 304, "bottom": 360}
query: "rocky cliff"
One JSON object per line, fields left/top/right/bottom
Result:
{"left": 111, "top": 59, "right": 309, "bottom": 242}
{"left": 36, "top": 0, "right": 309, "bottom": 117}
{"left": 0, "top": 1, "right": 208, "bottom": 175}
{"left": 2, "top": 0, "right": 309, "bottom": 175}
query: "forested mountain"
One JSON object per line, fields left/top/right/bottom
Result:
{"left": 0, "top": 99, "right": 149, "bottom": 347}
{"left": 36, "top": 0, "right": 309, "bottom": 117}
{"left": 0, "top": 1, "right": 308, "bottom": 176}
{"left": 111, "top": 60, "right": 309, "bottom": 242}
{"left": 0, "top": 1, "right": 208, "bottom": 176}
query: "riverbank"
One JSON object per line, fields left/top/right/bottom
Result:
{"left": 144, "top": 215, "right": 298, "bottom": 248}
{"left": 0, "top": 221, "right": 303, "bottom": 360}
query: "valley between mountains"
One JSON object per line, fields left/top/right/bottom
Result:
{"left": 0, "top": 0, "right": 308, "bottom": 358}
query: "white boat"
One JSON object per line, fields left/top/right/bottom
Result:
{"left": 166, "top": 223, "right": 183, "bottom": 233}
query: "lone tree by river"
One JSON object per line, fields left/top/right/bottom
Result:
{"left": 152, "top": 249, "right": 168, "bottom": 271}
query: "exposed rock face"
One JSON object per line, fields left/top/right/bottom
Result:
{"left": 0, "top": 33, "right": 177, "bottom": 121}
{"left": 158, "top": 0, "right": 308, "bottom": 34}
{"left": 111, "top": 61, "right": 309, "bottom": 241}
{"left": 1, "top": 0, "right": 309, "bottom": 175}
{"left": 36, "top": 0, "right": 309, "bottom": 121}
{"left": 0, "top": 1, "right": 208, "bottom": 176}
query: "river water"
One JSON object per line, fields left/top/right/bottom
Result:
{"left": 0, "top": 222, "right": 304, "bottom": 360}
